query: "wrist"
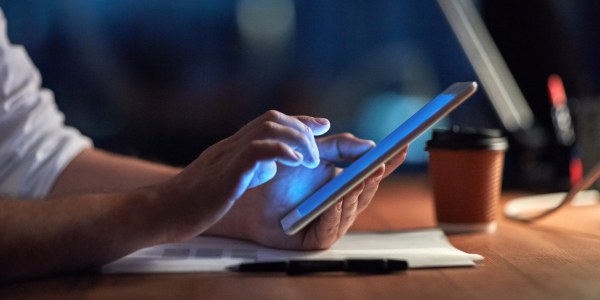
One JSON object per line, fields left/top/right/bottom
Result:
{"left": 117, "top": 186, "right": 173, "bottom": 246}
{"left": 149, "top": 176, "right": 223, "bottom": 244}
{"left": 201, "top": 193, "right": 262, "bottom": 243}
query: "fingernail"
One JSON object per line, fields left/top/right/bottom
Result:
{"left": 294, "top": 150, "right": 303, "bottom": 161}
{"left": 313, "top": 118, "right": 329, "bottom": 126}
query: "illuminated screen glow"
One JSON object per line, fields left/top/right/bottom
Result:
{"left": 296, "top": 93, "right": 456, "bottom": 216}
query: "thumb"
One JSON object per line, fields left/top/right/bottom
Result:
{"left": 316, "top": 133, "right": 375, "bottom": 162}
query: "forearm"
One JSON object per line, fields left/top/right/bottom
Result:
{"left": 0, "top": 188, "right": 167, "bottom": 282}
{"left": 49, "top": 148, "right": 182, "bottom": 197}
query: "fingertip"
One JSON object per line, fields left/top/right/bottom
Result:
{"left": 314, "top": 117, "right": 329, "bottom": 126}
{"left": 311, "top": 118, "right": 330, "bottom": 136}
{"left": 294, "top": 150, "right": 303, "bottom": 161}
{"left": 290, "top": 150, "right": 305, "bottom": 166}
{"left": 381, "top": 149, "right": 406, "bottom": 178}
{"left": 276, "top": 149, "right": 304, "bottom": 167}
{"left": 371, "top": 164, "right": 385, "bottom": 180}
{"left": 317, "top": 133, "right": 377, "bottom": 162}
{"left": 400, "top": 145, "right": 408, "bottom": 154}
{"left": 354, "top": 180, "right": 366, "bottom": 193}
{"left": 352, "top": 139, "right": 376, "bottom": 156}
{"left": 302, "top": 156, "right": 320, "bottom": 169}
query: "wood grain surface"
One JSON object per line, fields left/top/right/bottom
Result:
{"left": 2, "top": 175, "right": 600, "bottom": 300}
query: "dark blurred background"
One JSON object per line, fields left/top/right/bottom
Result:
{"left": 1, "top": 0, "right": 599, "bottom": 190}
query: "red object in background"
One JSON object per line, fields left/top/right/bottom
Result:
{"left": 570, "top": 157, "right": 583, "bottom": 187}
{"left": 548, "top": 74, "right": 567, "bottom": 107}
{"left": 547, "top": 74, "right": 582, "bottom": 187}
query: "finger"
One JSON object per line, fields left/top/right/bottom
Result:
{"left": 294, "top": 115, "right": 330, "bottom": 136}
{"left": 242, "top": 111, "right": 329, "bottom": 137}
{"left": 233, "top": 140, "right": 303, "bottom": 180}
{"left": 271, "top": 113, "right": 330, "bottom": 166}
{"left": 304, "top": 200, "right": 343, "bottom": 249}
{"left": 316, "top": 133, "right": 375, "bottom": 162}
{"left": 336, "top": 182, "right": 365, "bottom": 238}
{"left": 291, "top": 116, "right": 330, "bottom": 167}
{"left": 245, "top": 121, "right": 319, "bottom": 168}
{"left": 244, "top": 111, "right": 326, "bottom": 168}
{"left": 300, "top": 181, "right": 367, "bottom": 249}
{"left": 381, "top": 145, "right": 408, "bottom": 178}
{"left": 356, "top": 165, "right": 385, "bottom": 214}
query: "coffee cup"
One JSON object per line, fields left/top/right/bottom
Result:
{"left": 425, "top": 127, "right": 508, "bottom": 234}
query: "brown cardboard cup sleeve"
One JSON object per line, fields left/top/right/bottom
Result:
{"left": 426, "top": 127, "right": 508, "bottom": 234}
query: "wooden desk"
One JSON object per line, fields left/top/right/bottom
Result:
{"left": 3, "top": 175, "right": 600, "bottom": 300}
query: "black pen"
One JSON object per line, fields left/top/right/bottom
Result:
{"left": 228, "top": 259, "right": 408, "bottom": 275}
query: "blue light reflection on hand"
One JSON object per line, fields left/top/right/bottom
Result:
{"left": 295, "top": 94, "right": 456, "bottom": 216}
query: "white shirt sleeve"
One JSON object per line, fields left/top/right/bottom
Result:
{"left": 0, "top": 9, "right": 93, "bottom": 199}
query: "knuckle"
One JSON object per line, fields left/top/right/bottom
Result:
{"left": 366, "top": 178, "right": 381, "bottom": 190}
{"left": 264, "top": 110, "right": 283, "bottom": 121}
{"left": 365, "top": 186, "right": 379, "bottom": 197}
{"left": 298, "top": 133, "right": 312, "bottom": 148}
{"left": 302, "top": 123, "right": 312, "bottom": 135}
{"left": 339, "top": 132, "right": 355, "bottom": 139}
{"left": 246, "top": 141, "right": 286, "bottom": 161}
{"left": 259, "top": 121, "right": 278, "bottom": 136}
{"left": 342, "top": 211, "right": 357, "bottom": 223}
{"left": 344, "top": 196, "right": 359, "bottom": 209}
{"left": 324, "top": 222, "right": 339, "bottom": 235}
{"left": 245, "top": 141, "right": 261, "bottom": 157}
{"left": 358, "top": 198, "right": 373, "bottom": 211}
{"left": 248, "top": 140, "right": 284, "bottom": 155}
{"left": 273, "top": 141, "right": 288, "bottom": 153}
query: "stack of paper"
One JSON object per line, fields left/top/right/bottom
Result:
{"left": 102, "top": 228, "right": 483, "bottom": 274}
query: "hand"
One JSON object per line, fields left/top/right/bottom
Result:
{"left": 154, "top": 110, "right": 330, "bottom": 243}
{"left": 203, "top": 133, "right": 408, "bottom": 250}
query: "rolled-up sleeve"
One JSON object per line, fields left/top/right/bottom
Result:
{"left": 0, "top": 9, "right": 92, "bottom": 199}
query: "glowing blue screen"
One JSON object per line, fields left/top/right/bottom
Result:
{"left": 296, "top": 93, "right": 456, "bottom": 216}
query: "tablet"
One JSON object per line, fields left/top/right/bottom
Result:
{"left": 280, "top": 81, "right": 478, "bottom": 235}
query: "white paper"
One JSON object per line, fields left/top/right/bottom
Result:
{"left": 102, "top": 228, "right": 483, "bottom": 274}
{"left": 504, "top": 190, "right": 600, "bottom": 218}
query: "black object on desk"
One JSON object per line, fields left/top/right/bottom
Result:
{"left": 228, "top": 259, "right": 408, "bottom": 275}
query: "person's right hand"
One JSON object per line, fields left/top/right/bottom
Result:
{"left": 152, "top": 110, "right": 330, "bottom": 244}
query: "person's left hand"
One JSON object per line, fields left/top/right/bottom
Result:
{"left": 203, "top": 133, "right": 407, "bottom": 250}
